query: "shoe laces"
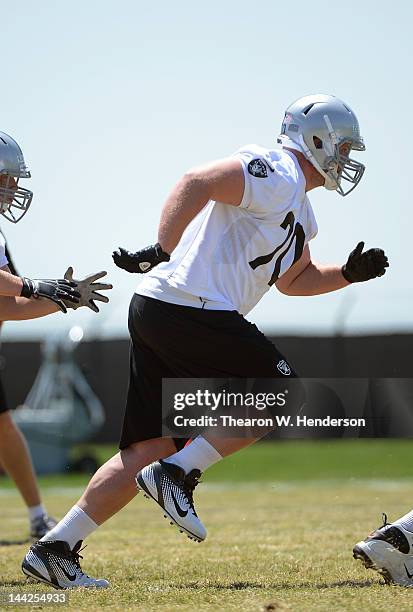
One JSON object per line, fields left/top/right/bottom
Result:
{"left": 373, "top": 512, "right": 408, "bottom": 551}
{"left": 70, "top": 542, "right": 87, "bottom": 572}
{"left": 381, "top": 512, "right": 390, "bottom": 528}
{"left": 369, "top": 512, "right": 389, "bottom": 537}
{"left": 182, "top": 469, "right": 202, "bottom": 515}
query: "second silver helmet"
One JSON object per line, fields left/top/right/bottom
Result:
{"left": 0, "top": 131, "right": 33, "bottom": 223}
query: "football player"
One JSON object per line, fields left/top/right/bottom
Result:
{"left": 22, "top": 95, "right": 389, "bottom": 588}
{"left": 0, "top": 228, "right": 59, "bottom": 541}
{"left": 0, "top": 132, "right": 111, "bottom": 542}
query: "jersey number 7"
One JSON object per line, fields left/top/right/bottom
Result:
{"left": 249, "top": 212, "right": 305, "bottom": 286}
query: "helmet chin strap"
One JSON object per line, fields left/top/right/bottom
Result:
{"left": 323, "top": 114, "right": 338, "bottom": 147}
{"left": 277, "top": 134, "right": 305, "bottom": 153}
{"left": 278, "top": 133, "right": 337, "bottom": 191}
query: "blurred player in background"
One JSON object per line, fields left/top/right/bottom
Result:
{"left": 23, "top": 94, "right": 392, "bottom": 589}
{"left": 0, "top": 132, "right": 112, "bottom": 542}
{"left": 0, "top": 228, "right": 57, "bottom": 540}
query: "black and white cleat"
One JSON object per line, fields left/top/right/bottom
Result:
{"left": 22, "top": 540, "right": 109, "bottom": 589}
{"left": 353, "top": 513, "right": 413, "bottom": 587}
{"left": 136, "top": 460, "right": 206, "bottom": 542}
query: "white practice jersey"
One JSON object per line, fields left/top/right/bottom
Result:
{"left": 137, "top": 145, "right": 318, "bottom": 316}
{"left": 0, "top": 232, "right": 8, "bottom": 269}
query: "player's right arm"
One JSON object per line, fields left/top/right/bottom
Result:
{"left": 0, "top": 268, "right": 25, "bottom": 296}
{"left": 113, "top": 158, "right": 245, "bottom": 273}
{"left": 157, "top": 158, "right": 245, "bottom": 254}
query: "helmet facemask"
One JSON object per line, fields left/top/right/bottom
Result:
{"left": 311, "top": 115, "right": 365, "bottom": 196}
{"left": 0, "top": 172, "right": 33, "bottom": 223}
{"left": 310, "top": 139, "right": 365, "bottom": 197}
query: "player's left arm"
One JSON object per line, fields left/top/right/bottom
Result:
{"left": 276, "top": 243, "right": 389, "bottom": 296}
{"left": 0, "top": 264, "right": 60, "bottom": 320}
{"left": 0, "top": 294, "right": 61, "bottom": 321}
{"left": 0, "top": 265, "right": 112, "bottom": 321}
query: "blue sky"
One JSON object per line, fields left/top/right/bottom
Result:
{"left": 1, "top": 0, "right": 411, "bottom": 339}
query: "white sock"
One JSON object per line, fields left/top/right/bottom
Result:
{"left": 28, "top": 504, "right": 47, "bottom": 522}
{"left": 393, "top": 509, "right": 413, "bottom": 533}
{"left": 163, "top": 436, "right": 222, "bottom": 474}
{"left": 40, "top": 505, "right": 98, "bottom": 549}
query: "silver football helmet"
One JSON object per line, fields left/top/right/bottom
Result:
{"left": 0, "top": 131, "right": 33, "bottom": 223}
{"left": 278, "top": 94, "right": 365, "bottom": 196}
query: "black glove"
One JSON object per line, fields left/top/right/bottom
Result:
{"left": 20, "top": 277, "right": 80, "bottom": 313}
{"left": 63, "top": 267, "right": 112, "bottom": 313}
{"left": 112, "top": 243, "right": 170, "bottom": 273}
{"left": 342, "top": 241, "right": 389, "bottom": 283}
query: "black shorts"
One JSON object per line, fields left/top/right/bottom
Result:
{"left": 119, "top": 294, "right": 298, "bottom": 450}
{"left": 0, "top": 374, "right": 9, "bottom": 414}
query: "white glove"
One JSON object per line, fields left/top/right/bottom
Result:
{"left": 63, "top": 267, "right": 112, "bottom": 313}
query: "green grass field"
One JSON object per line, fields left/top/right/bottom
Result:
{"left": 1, "top": 440, "right": 413, "bottom": 611}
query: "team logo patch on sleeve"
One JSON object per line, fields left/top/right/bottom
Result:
{"left": 248, "top": 159, "right": 268, "bottom": 178}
